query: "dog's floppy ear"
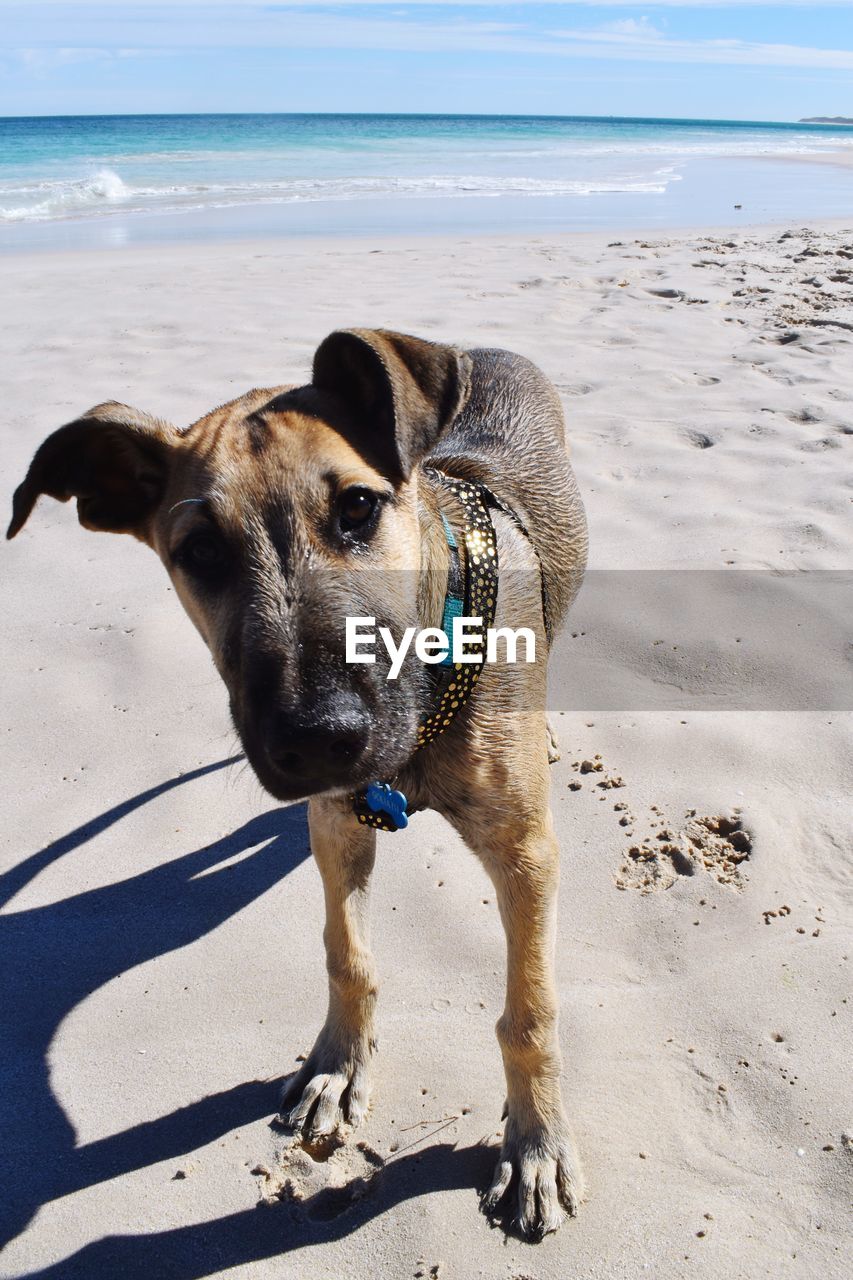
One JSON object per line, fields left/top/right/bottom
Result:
{"left": 7, "top": 402, "right": 176, "bottom": 541}
{"left": 312, "top": 328, "right": 472, "bottom": 481}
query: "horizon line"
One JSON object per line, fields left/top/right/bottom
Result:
{"left": 0, "top": 109, "right": 841, "bottom": 126}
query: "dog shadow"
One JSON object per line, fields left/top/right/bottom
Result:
{"left": 0, "top": 755, "right": 311, "bottom": 1255}
{"left": 17, "top": 1141, "right": 500, "bottom": 1279}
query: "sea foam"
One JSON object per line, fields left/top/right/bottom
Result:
{"left": 0, "top": 169, "right": 131, "bottom": 221}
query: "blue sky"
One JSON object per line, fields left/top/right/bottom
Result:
{"left": 1, "top": 2, "right": 852, "bottom": 119}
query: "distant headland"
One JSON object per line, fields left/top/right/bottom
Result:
{"left": 799, "top": 116, "right": 853, "bottom": 125}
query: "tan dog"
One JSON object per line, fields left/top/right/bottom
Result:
{"left": 8, "top": 329, "right": 588, "bottom": 1238}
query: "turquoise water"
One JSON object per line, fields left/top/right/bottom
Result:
{"left": 1, "top": 114, "right": 851, "bottom": 246}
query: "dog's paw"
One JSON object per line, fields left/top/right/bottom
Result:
{"left": 482, "top": 1120, "right": 583, "bottom": 1239}
{"left": 278, "top": 1032, "right": 374, "bottom": 1139}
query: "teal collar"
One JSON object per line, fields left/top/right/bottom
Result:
{"left": 351, "top": 472, "right": 500, "bottom": 832}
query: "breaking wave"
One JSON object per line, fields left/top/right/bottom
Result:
{"left": 0, "top": 169, "right": 135, "bottom": 222}
{"left": 0, "top": 167, "right": 681, "bottom": 224}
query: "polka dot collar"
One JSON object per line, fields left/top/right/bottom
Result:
{"left": 351, "top": 472, "right": 499, "bottom": 832}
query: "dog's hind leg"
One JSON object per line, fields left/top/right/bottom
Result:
{"left": 279, "top": 796, "right": 378, "bottom": 1138}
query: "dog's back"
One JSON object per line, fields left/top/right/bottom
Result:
{"left": 427, "top": 347, "right": 588, "bottom": 637}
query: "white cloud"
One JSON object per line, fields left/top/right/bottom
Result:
{"left": 8, "top": 43, "right": 166, "bottom": 77}
{"left": 5, "top": 6, "right": 852, "bottom": 76}
{"left": 602, "top": 18, "right": 664, "bottom": 37}
{"left": 545, "top": 24, "right": 853, "bottom": 67}
{"left": 15, "top": 46, "right": 111, "bottom": 71}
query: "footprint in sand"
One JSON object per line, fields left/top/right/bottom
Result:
{"left": 557, "top": 381, "right": 595, "bottom": 396}
{"left": 787, "top": 407, "right": 823, "bottom": 424}
{"left": 616, "top": 811, "right": 752, "bottom": 894}
{"left": 756, "top": 366, "right": 820, "bottom": 387}
{"left": 683, "top": 429, "right": 716, "bottom": 450}
{"left": 262, "top": 1136, "right": 384, "bottom": 1223}
{"left": 799, "top": 437, "right": 841, "bottom": 452}
{"left": 792, "top": 521, "right": 828, "bottom": 544}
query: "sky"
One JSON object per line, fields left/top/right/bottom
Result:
{"left": 0, "top": 2, "right": 852, "bottom": 120}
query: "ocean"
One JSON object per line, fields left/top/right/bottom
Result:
{"left": 1, "top": 113, "right": 852, "bottom": 249}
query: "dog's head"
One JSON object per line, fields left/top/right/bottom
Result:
{"left": 8, "top": 329, "right": 472, "bottom": 801}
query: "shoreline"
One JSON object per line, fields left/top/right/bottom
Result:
{"left": 772, "top": 147, "right": 853, "bottom": 168}
{"left": 2, "top": 150, "right": 852, "bottom": 256}
{"left": 2, "top": 214, "right": 851, "bottom": 271}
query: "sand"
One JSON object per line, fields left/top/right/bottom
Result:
{"left": 1, "top": 221, "right": 851, "bottom": 1279}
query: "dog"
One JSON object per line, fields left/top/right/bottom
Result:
{"left": 8, "top": 329, "right": 588, "bottom": 1238}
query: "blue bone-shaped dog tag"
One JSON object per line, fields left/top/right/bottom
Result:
{"left": 365, "top": 782, "right": 409, "bottom": 829}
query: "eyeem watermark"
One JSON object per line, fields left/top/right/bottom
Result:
{"left": 346, "top": 616, "right": 536, "bottom": 680}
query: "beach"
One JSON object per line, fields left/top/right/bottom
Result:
{"left": 2, "top": 211, "right": 852, "bottom": 1279}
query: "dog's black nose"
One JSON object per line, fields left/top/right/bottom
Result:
{"left": 268, "top": 699, "right": 370, "bottom": 781}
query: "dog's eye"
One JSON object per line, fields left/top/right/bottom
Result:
{"left": 177, "top": 532, "right": 227, "bottom": 577}
{"left": 337, "top": 487, "right": 378, "bottom": 534}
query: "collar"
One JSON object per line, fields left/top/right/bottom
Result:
{"left": 351, "top": 471, "right": 499, "bottom": 832}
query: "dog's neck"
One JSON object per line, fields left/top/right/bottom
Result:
{"left": 416, "top": 469, "right": 459, "bottom": 634}
{"left": 351, "top": 469, "right": 500, "bottom": 831}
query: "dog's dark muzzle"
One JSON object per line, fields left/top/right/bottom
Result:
{"left": 250, "top": 690, "right": 372, "bottom": 797}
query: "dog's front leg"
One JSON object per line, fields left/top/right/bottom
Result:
{"left": 460, "top": 798, "right": 583, "bottom": 1237}
{"left": 279, "top": 795, "right": 378, "bottom": 1138}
